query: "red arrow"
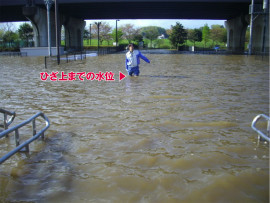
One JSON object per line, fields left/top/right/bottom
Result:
{"left": 119, "top": 71, "right": 126, "bottom": 81}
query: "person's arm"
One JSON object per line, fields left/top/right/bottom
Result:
{"left": 138, "top": 51, "right": 150, "bottom": 63}
{"left": 125, "top": 57, "right": 129, "bottom": 70}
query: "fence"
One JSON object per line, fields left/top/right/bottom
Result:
{"left": 97, "top": 47, "right": 118, "bottom": 55}
{"left": 45, "top": 51, "right": 87, "bottom": 68}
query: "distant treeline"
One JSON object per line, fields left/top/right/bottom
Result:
{"left": 0, "top": 21, "right": 251, "bottom": 51}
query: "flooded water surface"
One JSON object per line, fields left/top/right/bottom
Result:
{"left": 0, "top": 54, "right": 269, "bottom": 202}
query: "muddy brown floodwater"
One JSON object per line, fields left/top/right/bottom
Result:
{"left": 0, "top": 54, "right": 269, "bottom": 202}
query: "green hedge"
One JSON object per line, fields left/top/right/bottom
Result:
{"left": 0, "top": 47, "right": 20, "bottom": 52}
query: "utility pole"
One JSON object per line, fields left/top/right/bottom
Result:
{"left": 89, "top": 24, "right": 92, "bottom": 46}
{"left": 262, "top": 0, "right": 269, "bottom": 53}
{"left": 95, "top": 22, "right": 101, "bottom": 54}
{"left": 116, "top": 19, "right": 120, "bottom": 46}
{"left": 249, "top": 0, "right": 255, "bottom": 55}
{"left": 44, "top": 0, "right": 54, "bottom": 56}
{"left": 55, "top": 0, "right": 60, "bottom": 64}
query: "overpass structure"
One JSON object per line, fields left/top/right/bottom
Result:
{"left": 0, "top": 0, "right": 269, "bottom": 54}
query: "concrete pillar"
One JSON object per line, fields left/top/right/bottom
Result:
{"left": 23, "top": 6, "right": 56, "bottom": 47}
{"left": 23, "top": 5, "right": 85, "bottom": 51}
{"left": 225, "top": 15, "right": 249, "bottom": 53}
{"left": 63, "top": 16, "right": 86, "bottom": 51}
{"left": 251, "top": 14, "right": 269, "bottom": 53}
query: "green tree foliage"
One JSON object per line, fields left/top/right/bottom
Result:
{"left": 141, "top": 26, "right": 168, "bottom": 38}
{"left": 84, "top": 29, "right": 89, "bottom": 39}
{"left": 188, "top": 28, "right": 202, "bottom": 46}
{"left": 245, "top": 27, "right": 250, "bottom": 43}
{"left": 18, "top": 23, "right": 33, "bottom": 47}
{"left": 132, "top": 33, "right": 143, "bottom": 45}
{"left": 83, "top": 29, "right": 90, "bottom": 45}
{"left": 210, "top": 24, "right": 226, "bottom": 46}
{"left": 120, "top": 24, "right": 137, "bottom": 43}
{"left": 92, "top": 22, "right": 112, "bottom": 45}
{"left": 3, "top": 31, "right": 18, "bottom": 47}
{"left": 202, "top": 24, "right": 210, "bottom": 47}
{"left": 140, "top": 26, "right": 160, "bottom": 48}
{"left": 0, "top": 28, "right": 4, "bottom": 46}
{"left": 221, "top": 28, "right": 227, "bottom": 45}
{"left": 111, "top": 28, "right": 124, "bottom": 44}
{"left": 169, "top": 22, "right": 187, "bottom": 49}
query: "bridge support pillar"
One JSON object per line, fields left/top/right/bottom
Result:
{"left": 225, "top": 15, "right": 249, "bottom": 53}
{"left": 23, "top": 6, "right": 56, "bottom": 47}
{"left": 23, "top": 5, "right": 86, "bottom": 52}
{"left": 63, "top": 17, "right": 86, "bottom": 51}
{"left": 249, "top": 13, "right": 269, "bottom": 53}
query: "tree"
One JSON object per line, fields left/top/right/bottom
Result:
{"left": 221, "top": 28, "right": 227, "bottom": 46}
{"left": 0, "top": 22, "right": 15, "bottom": 33}
{"left": 3, "top": 31, "right": 18, "bottom": 47}
{"left": 166, "top": 29, "right": 172, "bottom": 37}
{"left": 120, "top": 24, "right": 137, "bottom": 43}
{"left": 132, "top": 33, "right": 143, "bottom": 45}
{"left": 141, "top": 26, "right": 159, "bottom": 48}
{"left": 111, "top": 28, "right": 124, "bottom": 44}
{"left": 92, "top": 22, "right": 112, "bottom": 45}
{"left": 169, "top": 22, "right": 187, "bottom": 49}
{"left": 188, "top": 28, "right": 202, "bottom": 46}
{"left": 84, "top": 29, "right": 89, "bottom": 40}
{"left": 210, "top": 25, "right": 226, "bottom": 47}
{"left": 18, "top": 23, "right": 33, "bottom": 47}
{"left": 141, "top": 26, "right": 168, "bottom": 38}
{"left": 245, "top": 27, "right": 250, "bottom": 43}
{"left": 83, "top": 29, "right": 90, "bottom": 45}
{"left": 202, "top": 24, "right": 210, "bottom": 47}
{"left": 0, "top": 28, "right": 4, "bottom": 47}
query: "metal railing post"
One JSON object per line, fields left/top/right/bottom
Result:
{"left": 32, "top": 119, "right": 36, "bottom": 136}
{"left": 3, "top": 113, "right": 7, "bottom": 130}
{"left": 15, "top": 129, "right": 20, "bottom": 146}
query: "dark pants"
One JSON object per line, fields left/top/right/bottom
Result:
{"left": 127, "top": 66, "right": 140, "bottom": 76}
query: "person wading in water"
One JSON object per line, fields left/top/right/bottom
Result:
{"left": 125, "top": 43, "right": 150, "bottom": 77}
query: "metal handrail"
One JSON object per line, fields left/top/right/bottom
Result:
{"left": 0, "top": 108, "right": 16, "bottom": 131}
{"left": 0, "top": 112, "right": 50, "bottom": 164}
{"left": 251, "top": 114, "right": 270, "bottom": 142}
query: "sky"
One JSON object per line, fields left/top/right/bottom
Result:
{"left": 7, "top": 19, "right": 226, "bottom": 31}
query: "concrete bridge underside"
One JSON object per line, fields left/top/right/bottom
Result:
{"left": 0, "top": 0, "right": 268, "bottom": 53}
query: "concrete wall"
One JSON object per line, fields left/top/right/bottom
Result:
{"left": 20, "top": 47, "right": 64, "bottom": 56}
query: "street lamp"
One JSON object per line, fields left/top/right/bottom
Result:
{"left": 89, "top": 24, "right": 92, "bottom": 46}
{"left": 55, "top": 0, "right": 60, "bottom": 64}
{"left": 116, "top": 19, "right": 120, "bottom": 46}
{"left": 95, "top": 22, "right": 101, "bottom": 54}
{"left": 44, "top": 0, "right": 54, "bottom": 56}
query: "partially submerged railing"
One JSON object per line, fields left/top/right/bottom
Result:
{"left": 44, "top": 51, "right": 86, "bottom": 68}
{"left": 0, "top": 108, "right": 16, "bottom": 132}
{"left": 98, "top": 47, "right": 118, "bottom": 55}
{"left": 0, "top": 112, "right": 50, "bottom": 164}
{"left": 251, "top": 114, "right": 270, "bottom": 142}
